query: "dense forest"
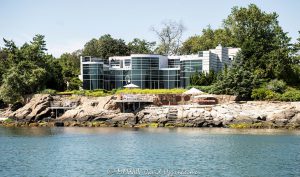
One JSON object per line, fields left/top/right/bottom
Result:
{"left": 0, "top": 4, "right": 299, "bottom": 104}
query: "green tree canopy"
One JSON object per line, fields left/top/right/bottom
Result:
{"left": 224, "top": 4, "right": 293, "bottom": 81}
{"left": 0, "top": 35, "right": 65, "bottom": 103}
{"left": 190, "top": 70, "right": 216, "bottom": 86}
{"left": 128, "top": 38, "right": 156, "bottom": 54}
{"left": 0, "top": 60, "right": 47, "bottom": 103}
{"left": 180, "top": 26, "right": 235, "bottom": 54}
{"left": 58, "top": 51, "right": 82, "bottom": 90}
{"left": 212, "top": 53, "right": 259, "bottom": 100}
{"left": 82, "top": 34, "right": 130, "bottom": 59}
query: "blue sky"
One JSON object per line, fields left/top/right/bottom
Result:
{"left": 0, "top": 0, "right": 299, "bottom": 57}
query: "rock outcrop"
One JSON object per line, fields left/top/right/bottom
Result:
{"left": 5, "top": 94, "right": 52, "bottom": 122}
{"left": 2, "top": 93, "right": 300, "bottom": 129}
{"left": 58, "top": 96, "right": 117, "bottom": 121}
{"left": 136, "top": 101, "right": 300, "bottom": 128}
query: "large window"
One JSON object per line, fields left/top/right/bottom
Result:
{"left": 131, "top": 57, "right": 160, "bottom": 89}
{"left": 82, "top": 64, "right": 104, "bottom": 90}
{"left": 108, "top": 69, "right": 132, "bottom": 90}
{"left": 82, "top": 56, "right": 202, "bottom": 90}
{"left": 168, "top": 59, "right": 180, "bottom": 68}
{"left": 159, "top": 70, "right": 180, "bottom": 89}
{"left": 180, "top": 60, "right": 202, "bottom": 88}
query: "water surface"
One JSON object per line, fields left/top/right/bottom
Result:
{"left": 0, "top": 127, "right": 299, "bottom": 177}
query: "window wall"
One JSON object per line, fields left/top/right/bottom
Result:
{"left": 180, "top": 60, "right": 202, "bottom": 88}
{"left": 131, "top": 57, "right": 159, "bottom": 89}
{"left": 109, "top": 70, "right": 131, "bottom": 90}
{"left": 168, "top": 59, "right": 180, "bottom": 68}
{"left": 159, "top": 70, "right": 180, "bottom": 89}
{"left": 82, "top": 64, "right": 104, "bottom": 90}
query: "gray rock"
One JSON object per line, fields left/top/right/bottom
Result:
{"left": 159, "top": 117, "right": 168, "bottom": 123}
{"left": 267, "top": 108, "right": 298, "bottom": 121}
{"left": 274, "top": 118, "right": 288, "bottom": 126}
{"left": 290, "top": 113, "right": 300, "bottom": 124}
{"left": 232, "top": 115, "right": 253, "bottom": 124}
{"left": 112, "top": 113, "right": 134, "bottom": 122}
{"left": 182, "top": 111, "right": 188, "bottom": 118}
{"left": 8, "top": 94, "right": 52, "bottom": 121}
{"left": 149, "top": 116, "right": 159, "bottom": 123}
{"left": 193, "top": 111, "right": 201, "bottom": 117}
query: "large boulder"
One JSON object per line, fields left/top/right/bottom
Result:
{"left": 267, "top": 108, "right": 298, "bottom": 121}
{"left": 58, "top": 96, "right": 115, "bottom": 121}
{"left": 111, "top": 113, "right": 135, "bottom": 126}
{"left": 8, "top": 94, "right": 52, "bottom": 122}
{"left": 287, "top": 113, "right": 300, "bottom": 128}
{"left": 290, "top": 113, "right": 300, "bottom": 124}
{"left": 231, "top": 115, "right": 254, "bottom": 124}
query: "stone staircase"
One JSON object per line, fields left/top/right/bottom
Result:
{"left": 167, "top": 107, "right": 178, "bottom": 123}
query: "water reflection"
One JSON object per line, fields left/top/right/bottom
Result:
{"left": 0, "top": 127, "right": 64, "bottom": 137}
{"left": 0, "top": 127, "right": 300, "bottom": 177}
{"left": 0, "top": 127, "right": 299, "bottom": 137}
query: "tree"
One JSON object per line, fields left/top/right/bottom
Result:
{"left": 59, "top": 52, "right": 80, "bottom": 77}
{"left": 0, "top": 35, "right": 66, "bottom": 103}
{"left": 224, "top": 4, "right": 293, "bottom": 81}
{"left": 58, "top": 51, "right": 81, "bottom": 90}
{"left": 292, "top": 31, "right": 300, "bottom": 64}
{"left": 128, "top": 38, "right": 156, "bottom": 54}
{"left": 0, "top": 60, "right": 47, "bottom": 103}
{"left": 82, "top": 34, "right": 130, "bottom": 59}
{"left": 45, "top": 58, "right": 65, "bottom": 91}
{"left": 289, "top": 31, "right": 300, "bottom": 84}
{"left": 180, "top": 26, "right": 235, "bottom": 54}
{"left": 190, "top": 70, "right": 216, "bottom": 86}
{"left": 211, "top": 54, "right": 259, "bottom": 100}
{"left": 68, "top": 77, "right": 82, "bottom": 90}
{"left": 152, "top": 20, "right": 185, "bottom": 55}
{"left": 0, "top": 48, "right": 9, "bottom": 85}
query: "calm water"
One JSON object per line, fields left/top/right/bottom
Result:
{"left": 0, "top": 127, "right": 300, "bottom": 177}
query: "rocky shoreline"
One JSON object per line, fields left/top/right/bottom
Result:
{"left": 1, "top": 94, "right": 300, "bottom": 129}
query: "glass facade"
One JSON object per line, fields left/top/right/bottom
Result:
{"left": 131, "top": 57, "right": 160, "bottom": 89}
{"left": 180, "top": 60, "right": 202, "bottom": 88}
{"left": 109, "top": 69, "right": 131, "bottom": 90}
{"left": 168, "top": 59, "right": 180, "bottom": 68}
{"left": 159, "top": 70, "right": 180, "bottom": 89}
{"left": 81, "top": 57, "right": 201, "bottom": 90}
{"left": 81, "top": 59, "right": 199, "bottom": 90}
{"left": 81, "top": 46, "right": 240, "bottom": 90}
{"left": 82, "top": 64, "right": 104, "bottom": 90}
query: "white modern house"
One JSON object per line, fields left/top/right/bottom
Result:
{"left": 79, "top": 45, "right": 240, "bottom": 90}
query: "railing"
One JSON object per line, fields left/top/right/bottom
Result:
{"left": 82, "top": 57, "right": 104, "bottom": 63}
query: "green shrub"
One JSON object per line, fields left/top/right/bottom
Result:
{"left": 68, "top": 77, "right": 82, "bottom": 90}
{"left": 267, "top": 79, "right": 287, "bottom": 93}
{"left": 279, "top": 89, "right": 300, "bottom": 101}
{"left": 57, "top": 89, "right": 112, "bottom": 97}
{"left": 251, "top": 88, "right": 280, "bottom": 100}
{"left": 211, "top": 66, "right": 258, "bottom": 100}
{"left": 149, "top": 123, "right": 159, "bottom": 127}
{"left": 4, "top": 118, "right": 13, "bottom": 123}
{"left": 252, "top": 86, "right": 300, "bottom": 101}
{"left": 115, "top": 88, "right": 186, "bottom": 94}
{"left": 39, "top": 89, "right": 57, "bottom": 95}
{"left": 57, "top": 91, "right": 74, "bottom": 95}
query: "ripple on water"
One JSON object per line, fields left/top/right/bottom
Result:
{"left": 0, "top": 127, "right": 300, "bottom": 177}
